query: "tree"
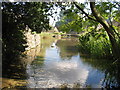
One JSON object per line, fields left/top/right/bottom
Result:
{"left": 74, "top": 1, "right": 120, "bottom": 60}
{"left": 55, "top": 2, "right": 120, "bottom": 60}
{"left": 2, "top": 2, "right": 51, "bottom": 58}
{"left": 2, "top": 2, "right": 52, "bottom": 78}
{"left": 56, "top": 12, "right": 83, "bottom": 33}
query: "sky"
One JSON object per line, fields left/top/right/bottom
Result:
{"left": 48, "top": 5, "right": 61, "bottom": 27}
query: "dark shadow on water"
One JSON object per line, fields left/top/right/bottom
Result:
{"left": 2, "top": 55, "right": 28, "bottom": 80}
{"left": 2, "top": 44, "right": 41, "bottom": 80}
{"left": 80, "top": 55, "right": 120, "bottom": 88}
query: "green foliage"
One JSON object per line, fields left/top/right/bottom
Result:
{"left": 2, "top": 2, "right": 52, "bottom": 76}
{"left": 56, "top": 2, "right": 120, "bottom": 60}
{"left": 56, "top": 12, "right": 84, "bottom": 33}
{"left": 2, "top": 2, "right": 51, "bottom": 57}
{"left": 96, "top": 2, "right": 120, "bottom": 22}
{"left": 79, "top": 29, "right": 113, "bottom": 59}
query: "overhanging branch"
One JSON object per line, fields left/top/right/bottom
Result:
{"left": 73, "top": 2, "right": 98, "bottom": 22}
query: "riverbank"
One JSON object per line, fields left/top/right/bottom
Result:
{"left": 1, "top": 78, "right": 27, "bottom": 89}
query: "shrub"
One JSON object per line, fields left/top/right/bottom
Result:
{"left": 79, "top": 31, "right": 113, "bottom": 59}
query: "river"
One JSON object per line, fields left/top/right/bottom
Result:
{"left": 25, "top": 37, "right": 119, "bottom": 88}
{"left": 2, "top": 36, "right": 120, "bottom": 88}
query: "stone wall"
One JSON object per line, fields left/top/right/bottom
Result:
{"left": 23, "top": 45, "right": 41, "bottom": 65}
{"left": 24, "top": 26, "right": 41, "bottom": 51}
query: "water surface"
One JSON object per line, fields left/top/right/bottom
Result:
{"left": 26, "top": 37, "right": 107, "bottom": 88}
{"left": 2, "top": 37, "right": 120, "bottom": 89}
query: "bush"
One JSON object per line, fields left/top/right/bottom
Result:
{"left": 79, "top": 31, "right": 113, "bottom": 59}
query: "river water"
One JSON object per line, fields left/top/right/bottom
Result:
{"left": 2, "top": 36, "right": 119, "bottom": 88}
{"left": 25, "top": 37, "right": 119, "bottom": 88}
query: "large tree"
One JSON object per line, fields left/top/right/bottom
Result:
{"left": 73, "top": 1, "right": 120, "bottom": 60}
{"left": 55, "top": 2, "right": 120, "bottom": 60}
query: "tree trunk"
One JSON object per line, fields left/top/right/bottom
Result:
{"left": 90, "top": 2, "right": 120, "bottom": 60}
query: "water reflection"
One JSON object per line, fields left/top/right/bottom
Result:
{"left": 2, "top": 44, "right": 41, "bottom": 88}
{"left": 81, "top": 56, "right": 120, "bottom": 88}
{"left": 2, "top": 36, "right": 120, "bottom": 88}
{"left": 27, "top": 37, "right": 107, "bottom": 88}
{"left": 56, "top": 38, "right": 79, "bottom": 60}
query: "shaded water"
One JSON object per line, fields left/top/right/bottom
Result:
{"left": 25, "top": 37, "right": 120, "bottom": 88}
